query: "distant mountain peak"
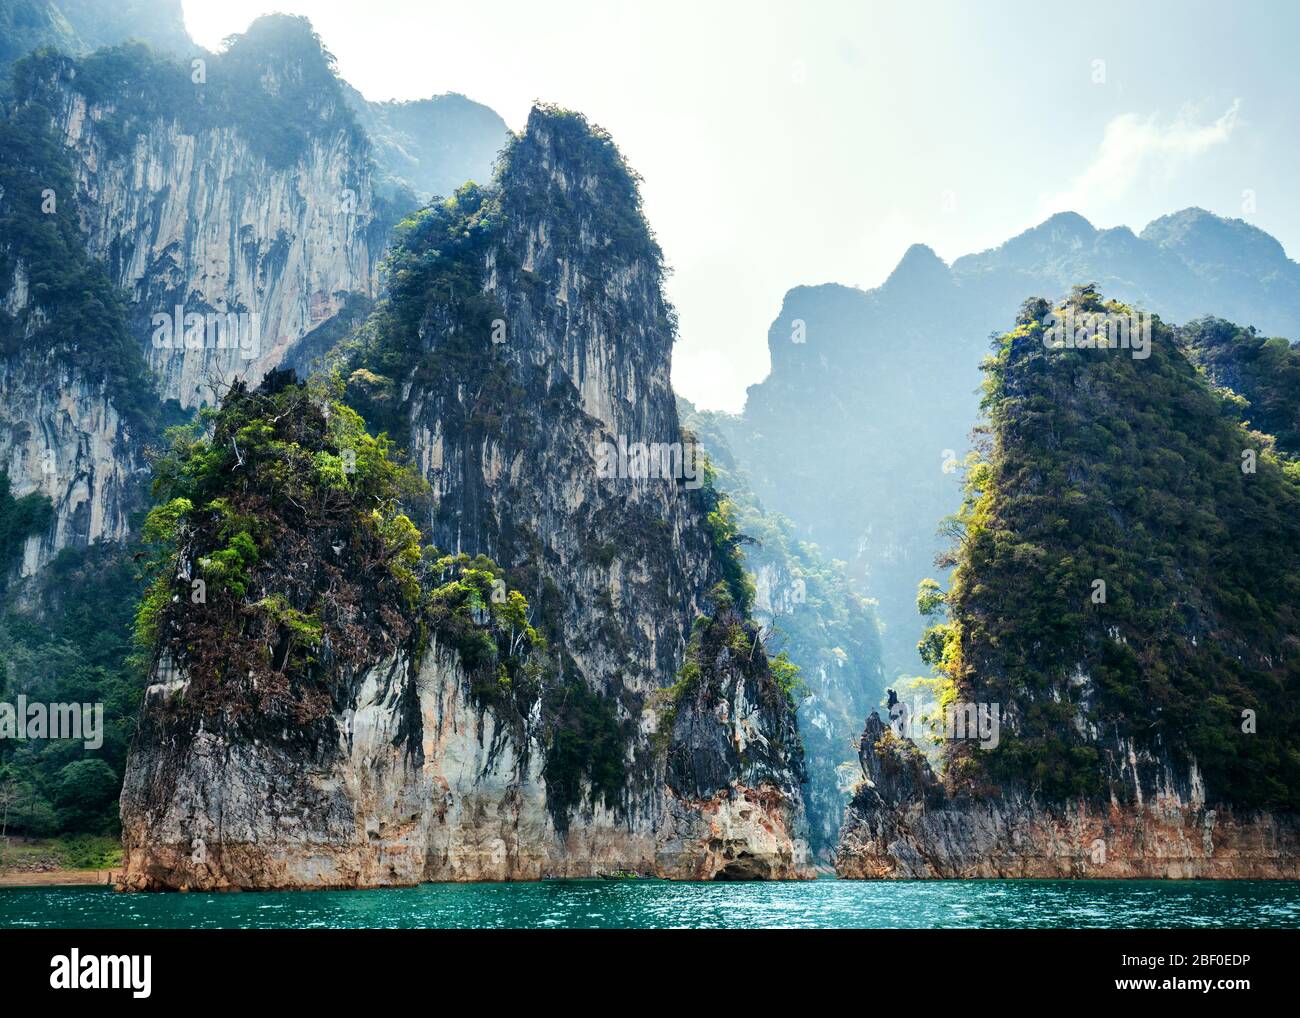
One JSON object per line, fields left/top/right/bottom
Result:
{"left": 1010, "top": 210, "right": 1098, "bottom": 247}
{"left": 1038, "top": 209, "right": 1096, "bottom": 232}
{"left": 1141, "top": 207, "right": 1289, "bottom": 266}
{"left": 883, "top": 242, "right": 951, "bottom": 291}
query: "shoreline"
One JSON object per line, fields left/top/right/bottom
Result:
{"left": 0, "top": 869, "right": 118, "bottom": 888}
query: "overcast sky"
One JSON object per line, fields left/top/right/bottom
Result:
{"left": 184, "top": 0, "right": 1300, "bottom": 412}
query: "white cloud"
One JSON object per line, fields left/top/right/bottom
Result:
{"left": 1040, "top": 100, "right": 1241, "bottom": 217}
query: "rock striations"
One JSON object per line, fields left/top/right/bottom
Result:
{"left": 119, "top": 107, "right": 812, "bottom": 889}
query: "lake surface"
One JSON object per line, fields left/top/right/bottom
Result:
{"left": 3, "top": 877, "right": 1299, "bottom": 929}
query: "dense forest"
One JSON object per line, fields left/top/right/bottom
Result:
{"left": 920, "top": 286, "right": 1300, "bottom": 808}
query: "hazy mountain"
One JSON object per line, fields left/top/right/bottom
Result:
{"left": 722, "top": 207, "right": 1300, "bottom": 681}
{"left": 342, "top": 83, "right": 511, "bottom": 200}
{"left": 0, "top": 0, "right": 194, "bottom": 71}
{"left": 681, "top": 398, "right": 886, "bottom": 858}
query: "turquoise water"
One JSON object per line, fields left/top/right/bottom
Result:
{"left": 3, "top": 878, "right": 1299, "bottom": 928}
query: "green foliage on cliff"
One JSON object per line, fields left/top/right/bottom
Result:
{"left": 699, "top": 472, "right": 757, "bottom": 616}
{"left": 0, "top": 473, "right": 52, "bottom": 590}
{"left": 424, "top": 551, "right": 545, "bottom": 705}
{"left": 11, "top": 14, "right": 365, "bottom": 169}
{"left": 935, "top": 289, "right": 1300, "bottom": 807}
{"left": 344, "top": 181, "right": 506, "bottom": 436}
{"left": 1180, "top": 318, "right": 1300, "bottom": 458}
{"left": 135, "top": 371, "right": 429, "bottom": 726}
{"left": 0, "top": 97, "right": 159, "bottom": 435}
{"left": 134, "top": 371, "right": 548, "bottom": 741}
{"left": 542, "top": 672, "right": 628, "bottom": 821}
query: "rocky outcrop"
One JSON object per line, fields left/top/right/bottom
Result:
{"left": 119, "top": 105, "right": 811, "bottom": 888}
{"left": 122, "top": 643, "right": 651, "bottom": 888}
{"left": 836, "top": 713, "right": 1300, "bottom": 879}
{"left": 836, "top": 293, "right": 1300, "bottom": 879}
{"left": 122, "top": 636, "right": 808, "bottom": 889}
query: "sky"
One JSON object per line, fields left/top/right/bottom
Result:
{"left": 184, "top": 0, "right": 1300, "bottom": 412}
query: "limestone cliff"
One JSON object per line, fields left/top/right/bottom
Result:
{"left": 119, "top": 106, "right": 811, "bottom": 888}
{"left": 14, "top": 17, "right": 396, "bottom": 410}
{"left": 837, "top": 713, "right": 1300, "bottom": 878}
{"left": 0, "top": 354, "right": 144, "bottom": 576}
{"left": 0, "top": 96, "right": 155, "bottom": 575}
{"left": 1, "top": 15, "right": 407, "bottom": 573}
{"left": 836, "top": 290, "right": 1300, "bottom": 879}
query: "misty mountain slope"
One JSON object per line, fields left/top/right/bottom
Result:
{"left": 0, "top": 0, "right": 194, "bottom": 72}
{"left": 726, "top": 207, "right": 1300, "bottom": 680}
{"left": 119, "top": 106, "right": 811, "bottom": 888}
{"left": 681, "top": 398, "right": 886, "bottom": 857}
{"left": 718, "top": 250, "right": 973, "bottom": 677}
{"left": 837, "top": 290, "right": 1300, "bottom": 879}
{"left": 342, "top": 84, "right": 511, "bottom": 201}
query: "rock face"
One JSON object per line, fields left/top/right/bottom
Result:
{"left": 23, "top": 26, "right": 393, "bottom": 409}
{"left": 0, "top": 354, "right": 143, "bottom": 576}
{"left": 836, "top": 293, "right": 1300, "bottom": 879}
{"left": 0, "top": 100, "right": 155, "bottom": 574}
{"left": 119, "top": 106, "right": 811, "bottom": 888}
{"left": 837, "top": 714, "right": 1300, "bottom": 878}
{"left": 1, "top": 15, "right": 406, "bottom": 573}
{"left": 123, "top": 634, "right": 807, "bottom": 888}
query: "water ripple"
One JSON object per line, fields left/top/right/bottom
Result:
{"left": 2, "top": 877, "right": 1298, "bottom": 929}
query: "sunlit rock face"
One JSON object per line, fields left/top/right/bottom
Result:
{"left": 120, "top": 106, "right": 812, "bottom": 888}
{"left": 0, "top": 15, "right": 401, "bottom": 571}
{"left": 39, "top": 46, "right": 390, "bottom": 409}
